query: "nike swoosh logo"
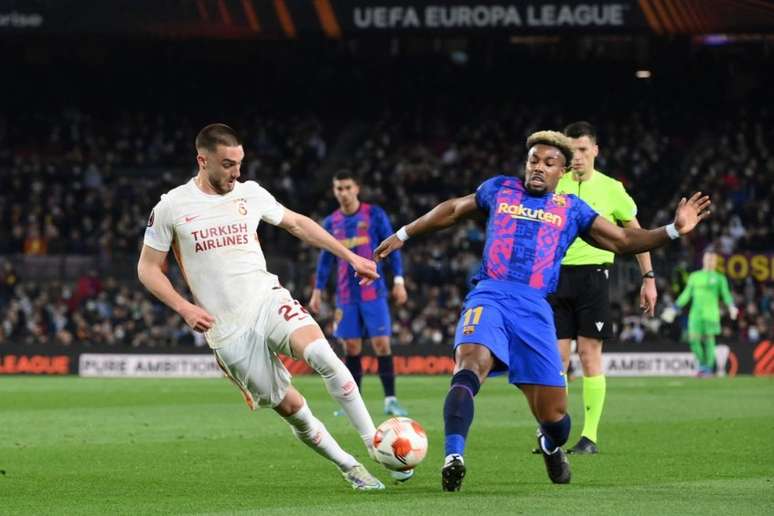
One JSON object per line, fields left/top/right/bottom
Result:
{"left": 184, "top": 215, "right": 199, "bottom": 223}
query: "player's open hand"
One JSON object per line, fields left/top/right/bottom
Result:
{"left": 349, "top": 254, "right": 379, "bottom": 285}
{"left": 180, "top": 302, "right": 215, "bottom": 333}
{"left": 674, "top": 192, "right": 711, "bottom": 235}
{"left": 374, "top": 234, "right": 404, "bottom": 262}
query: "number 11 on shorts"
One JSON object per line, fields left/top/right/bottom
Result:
{"left": 462, "top": 306, "right": 483, "bottom": 335}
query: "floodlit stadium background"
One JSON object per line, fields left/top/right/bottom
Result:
{"left": 2, "top": 3, "right": 774, "bottom": 515}
{"left": 1, "top": 0, "right": 773, "bottom": 376}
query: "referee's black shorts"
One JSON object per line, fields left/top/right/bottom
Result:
{"left": 548, "top": 264, "right": 613, "bottom": 341}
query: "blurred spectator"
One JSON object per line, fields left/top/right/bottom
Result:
{"left": 1, "top": 97, "right": 772, "bottom": 347}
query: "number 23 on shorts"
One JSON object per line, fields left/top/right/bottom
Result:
{"left": 278, "top": 300, "right": 309, "bottom": 321}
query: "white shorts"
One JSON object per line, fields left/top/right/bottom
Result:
{"left": 214, "top": 287, "right": 318, "bottom": 409}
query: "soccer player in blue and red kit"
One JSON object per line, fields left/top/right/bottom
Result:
{"left": 310, "top": 170, "right": 409, "bottom": 418}
{"left": 375, "top": 131, "right": 712, "bottom": 490}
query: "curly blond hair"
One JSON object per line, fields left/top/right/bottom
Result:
{"left": 526, "top": 130, "right": 573, "bottom": 165}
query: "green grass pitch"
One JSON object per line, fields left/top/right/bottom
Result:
{"left": 2, "top": 375, "right": 773, "bottom": 515}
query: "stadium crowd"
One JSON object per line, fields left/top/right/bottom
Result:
{"left": 1, "top": 102, "right": 772, "bottom": 349}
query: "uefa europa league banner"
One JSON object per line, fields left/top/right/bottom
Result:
{"left": 343, "top": 1, "right": 639, "bottom": 31}
{"left": 1, "top": 0, "right": 771, "bottom": 36}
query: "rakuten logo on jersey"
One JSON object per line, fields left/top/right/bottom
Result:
{"left": 497, "top": 203, "right": 563, "bottom": 227}
{"left": 339, "top": 236, "right": 370, "bottom": 249}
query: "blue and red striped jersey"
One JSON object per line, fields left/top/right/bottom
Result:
{"left": 473, "top": 176, "right": 598, "bottom": 296}
{"left": 315, "top": 203, "right": 404, "bottom": 305}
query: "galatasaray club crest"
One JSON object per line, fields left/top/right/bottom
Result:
{"left": 234, "top": 198, "right": 247, "bottom": 216}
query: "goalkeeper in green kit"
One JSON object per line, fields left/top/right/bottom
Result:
{"left": 674, "top": 250, "right": 738, "bottom": 376}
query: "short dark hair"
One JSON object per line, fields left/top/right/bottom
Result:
{"left": 333, "top": 169, "right": 359, "bottom": 184}
{"left": 563, "top": 121, "right": 597, "bottom": 142}
{"left": 195, "top": 123, "right": 241, "bottom": 152}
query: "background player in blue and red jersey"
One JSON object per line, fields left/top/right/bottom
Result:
{"left": 375, "top": 131, "right": 712, "bottom": 491}
{"left": 310, "top": 170, "right": 409, "bottom": 417}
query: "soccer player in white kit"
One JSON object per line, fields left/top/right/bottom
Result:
{"left": 137, "top": 123, "right": 385, "bottom": 490}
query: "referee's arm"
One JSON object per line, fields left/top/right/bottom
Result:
{"left": 622, "top": 218, "right": 657, "bottom": 316}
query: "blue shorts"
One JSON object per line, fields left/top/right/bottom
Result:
{"left": 334, "top": 298, "right": 392, "bottom": 340}
{"left": 454, "top": 281, "right": 566, "bottom": 388}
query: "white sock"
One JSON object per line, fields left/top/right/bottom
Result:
{"left": 284, "top": 400, "right": 358, "bottom": 471}
{"left": 303, "top": 339, "right": 376, "bottom": 450}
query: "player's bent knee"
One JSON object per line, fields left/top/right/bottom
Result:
{"left": 534, "top": 405, "right": 566, "bottom": 423}
{"left": 343, "top": 339, "right": 363, "bottom": 356}
{"left": 454, "top": 344, "right": 493, "bottom": 380}
{"left": 274, "top": 388, "right": 305, "bottom": 417}
{"left": 549, "top": 405, "right": 568, "bottom": 421}
{"left": 289, "top": 324, "right": 327, "bottom": 359}
{"left": 303, "top": 338, "right": 337, "bottom": 373}
{"left": 534, "top": 387, "right": 567, "bottom": 422}
{"left": 371, "top": 337, "right": 391, "bottom": 356}
{"left": 303, "top": 338, "right": 358, "bottom": 399}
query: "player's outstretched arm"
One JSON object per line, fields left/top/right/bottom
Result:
{"left": 137, "top": 245, "right": 214, "bottom": 332}
{"left": 374, "top": 193, "right": 478, "bottom": 261}
{"left": 583, "top": 192, "right": 711, "bottom": 255}
{"left": 278, "top": 209, "right": 379, "bottom": 284}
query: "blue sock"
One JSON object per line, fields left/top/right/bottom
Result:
{"left": 377, "top": 355, "right": 395, "bottom": 397}
{"left": 539, "top": 414, "right": 572, "bottom": 453}
{"left": 345, "top": 355, "right": 362, "bottom": 389}
{"left": 444, "top": 369, "right": 480, "bottom": 456}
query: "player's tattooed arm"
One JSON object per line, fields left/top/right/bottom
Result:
{"left": 582, "top": 192, "right": 711, "bottom": 255}
{"left": 137, "top": 245, "right": 215, "bottom": 332}
{"left": 375, "top": 193, "right": 479, "bottom": 261}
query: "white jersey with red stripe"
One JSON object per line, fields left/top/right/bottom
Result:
{"left": 144, "top": 178, "right": 285, "bottom": 348}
